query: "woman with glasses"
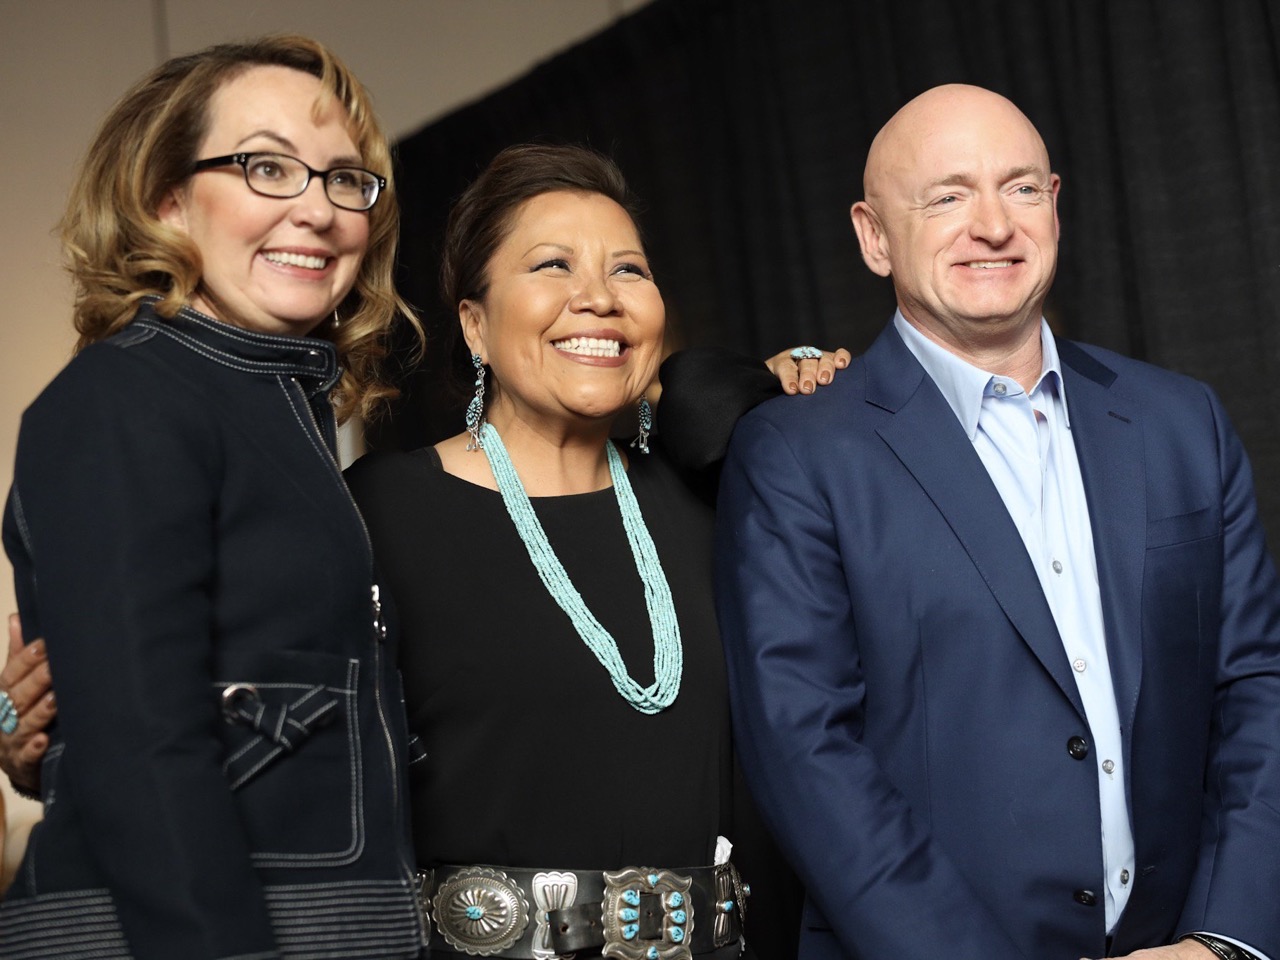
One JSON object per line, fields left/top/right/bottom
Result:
{"left": 0, "top": 36, "right": 426, "bottom": 960}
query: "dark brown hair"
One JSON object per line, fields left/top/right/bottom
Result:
{"left": 437, "top": 143, "right": 643, "bottom": 391}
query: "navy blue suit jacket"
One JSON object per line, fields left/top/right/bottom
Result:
{"left": 715, "top": 323, "right": 1280, "bottom": 959}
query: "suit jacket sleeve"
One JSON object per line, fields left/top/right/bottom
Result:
{"left": 714, "top": 408, "right": 1028, "bottom": 959}
{"left": 4, "top": 348, "right": 278, "bottom": 959}
{"left": 1175, "top": 384, "right": 1280, "bottom": 956}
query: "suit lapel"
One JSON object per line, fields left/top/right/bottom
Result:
{"left": 864, "top": 328, "right": 1087, "bottom": 718}
{"left": 1056, "top": 339, "right": 1146, "bottom": 742}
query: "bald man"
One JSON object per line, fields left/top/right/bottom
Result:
{"left": 715, "top": 84, "right": 1280, "bottom": 960}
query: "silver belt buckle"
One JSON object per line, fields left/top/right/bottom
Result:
{"left": 532, "top": 871, "right": 579, "bottom": 960}
{"left": 601, "top": 867, "right": 694, "bottom": 960}
{"left": 432, "top": 866, "right": 530, "bottom": 955}
{"left": 712, "top": 863, "right": 746, "bottom": 949}
{"left": 414, "top": 869, "right": 434, "bottom": 931}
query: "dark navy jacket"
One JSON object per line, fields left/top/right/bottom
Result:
{"left": 1, "top": 303, "right": 425, "bottom": 959}
{"left": 715, "top": 324, "right": 1280, "bottom": 959}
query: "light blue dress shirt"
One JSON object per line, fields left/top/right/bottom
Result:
{"left": 894, "top": 312, "right": 1135, "bottom": 932}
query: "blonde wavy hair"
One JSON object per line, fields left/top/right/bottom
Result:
{"left": 61, "top": 34, "right": 420, "bottom": 422}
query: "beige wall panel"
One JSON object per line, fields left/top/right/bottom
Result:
{"left": 164, "top": 0, "right": 642, "bottom": 139}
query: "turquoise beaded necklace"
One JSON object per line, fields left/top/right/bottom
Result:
{"left": 479, "top": 421, "right": 683, "bottom": 714}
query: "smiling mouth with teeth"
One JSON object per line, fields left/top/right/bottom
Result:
{"left": 963, "top": 260, "right": 1016, "bottom": 269}
{"left": 263, "top": 251, "right": 329, "bottom": 270}
{"left": 552, "top": 336, "right": 623, "bottom": 358}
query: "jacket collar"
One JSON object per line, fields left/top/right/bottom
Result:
{"left": 132, "top": 299, "right": 341, "bottom": 397}
{"left": 863, "top": 323, "right": 1144, "bottom": 732}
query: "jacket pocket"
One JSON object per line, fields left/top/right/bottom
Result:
{"left": 213, "top": 650, "right": 363, "bottom": 868}
{"left": 1146, "top": 505, "right": 1219, "bottom": 549}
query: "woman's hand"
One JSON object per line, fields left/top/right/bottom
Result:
{"left": 0, "top": 614, "right": 56, "bottom": 796}
{"left": 765, "top": 346, "right": 852, "bottom": 395}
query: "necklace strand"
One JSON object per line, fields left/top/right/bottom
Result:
{"left": 480, "top": 422, "right": 683, "bottom": 714}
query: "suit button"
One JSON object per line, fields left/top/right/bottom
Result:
{"left": 1073, "top": 889, "right": 1098, "bottom": 906}
{"left": 1067, "top": 736, "right": 1090, "bottom": 760}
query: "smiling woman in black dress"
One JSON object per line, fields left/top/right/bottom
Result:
{"left": 346, "top": 144, "right": 841, "bottom": 960}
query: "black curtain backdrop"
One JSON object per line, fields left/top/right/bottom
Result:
{"left": 379, "top": 0, "right": 1280, "bottom": 543}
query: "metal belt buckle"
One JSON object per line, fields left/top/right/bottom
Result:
{"left": 415, "top": 869, "right": 434, "bottom": 931}
{"left": 601, "top": 867, "right": 694, "bottom": 960}
{"left": 532, "top": 871, "right": 579, "bottom": 960}
{"left": 433, "top": 866, "right": 531, "bottom": 955}
{"left": 711, "top": 863, "right": 746, "bottom": 949}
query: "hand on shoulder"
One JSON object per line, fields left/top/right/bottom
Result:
{"left": 765, "top": 345, "right": 852, "bottom": 395}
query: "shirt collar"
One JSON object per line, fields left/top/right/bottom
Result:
{"left": 892, "top": 310, "right": 1070, "bottom": 439}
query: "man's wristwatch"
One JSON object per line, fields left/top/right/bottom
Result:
{"left": 1180, "top": 933, "right": 1260, "bottom": 960}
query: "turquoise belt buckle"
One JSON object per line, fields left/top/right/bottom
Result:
{"left": 601, "top": 867, "right": 693, "bottom": 960}
{"left": 432, "top": 866, "right": 530, "bottom": 955}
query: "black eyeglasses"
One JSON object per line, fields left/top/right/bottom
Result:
{"left": 191, "top": 152, "right": 385, "bottom": 211}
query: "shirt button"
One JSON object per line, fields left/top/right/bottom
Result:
{"left": 1052, "top": 559, "right": 1063, "bottom": 574}
{"left": 1073, "top": 658, "right": 1087, "bottom": 673}
{"left": 1120, "top": 869, "right": 1130, "bottom": 885}
{"left": 993, "top": 382, "right": 1008, "bottom": 396}
{"left": 1102, "top": 759, "right": 1115, "bottom": 775}
{"left": 1067, "top": 736, "right": 1089, "bottom": 760}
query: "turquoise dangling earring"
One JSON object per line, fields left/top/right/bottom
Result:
{"left": 465, "top": 353, "right": 486, "bottom": 451}
{"left": 631, "top": 397, "right": 652, "bottom": 455}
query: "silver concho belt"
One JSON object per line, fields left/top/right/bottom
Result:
{"left": 417, "top": 861, "right": 748, "bottom": 959}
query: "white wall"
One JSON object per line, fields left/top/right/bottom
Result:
{"left": 0, "top": 0, "right": 648, "bottom": 882}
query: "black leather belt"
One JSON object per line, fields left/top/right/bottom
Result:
{"left": 417, "top": 862, "right": 747, "bottom": 958}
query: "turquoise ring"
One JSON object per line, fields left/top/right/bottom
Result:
{"left": 0, "top": 690, "right": 19, "bottom": 735}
